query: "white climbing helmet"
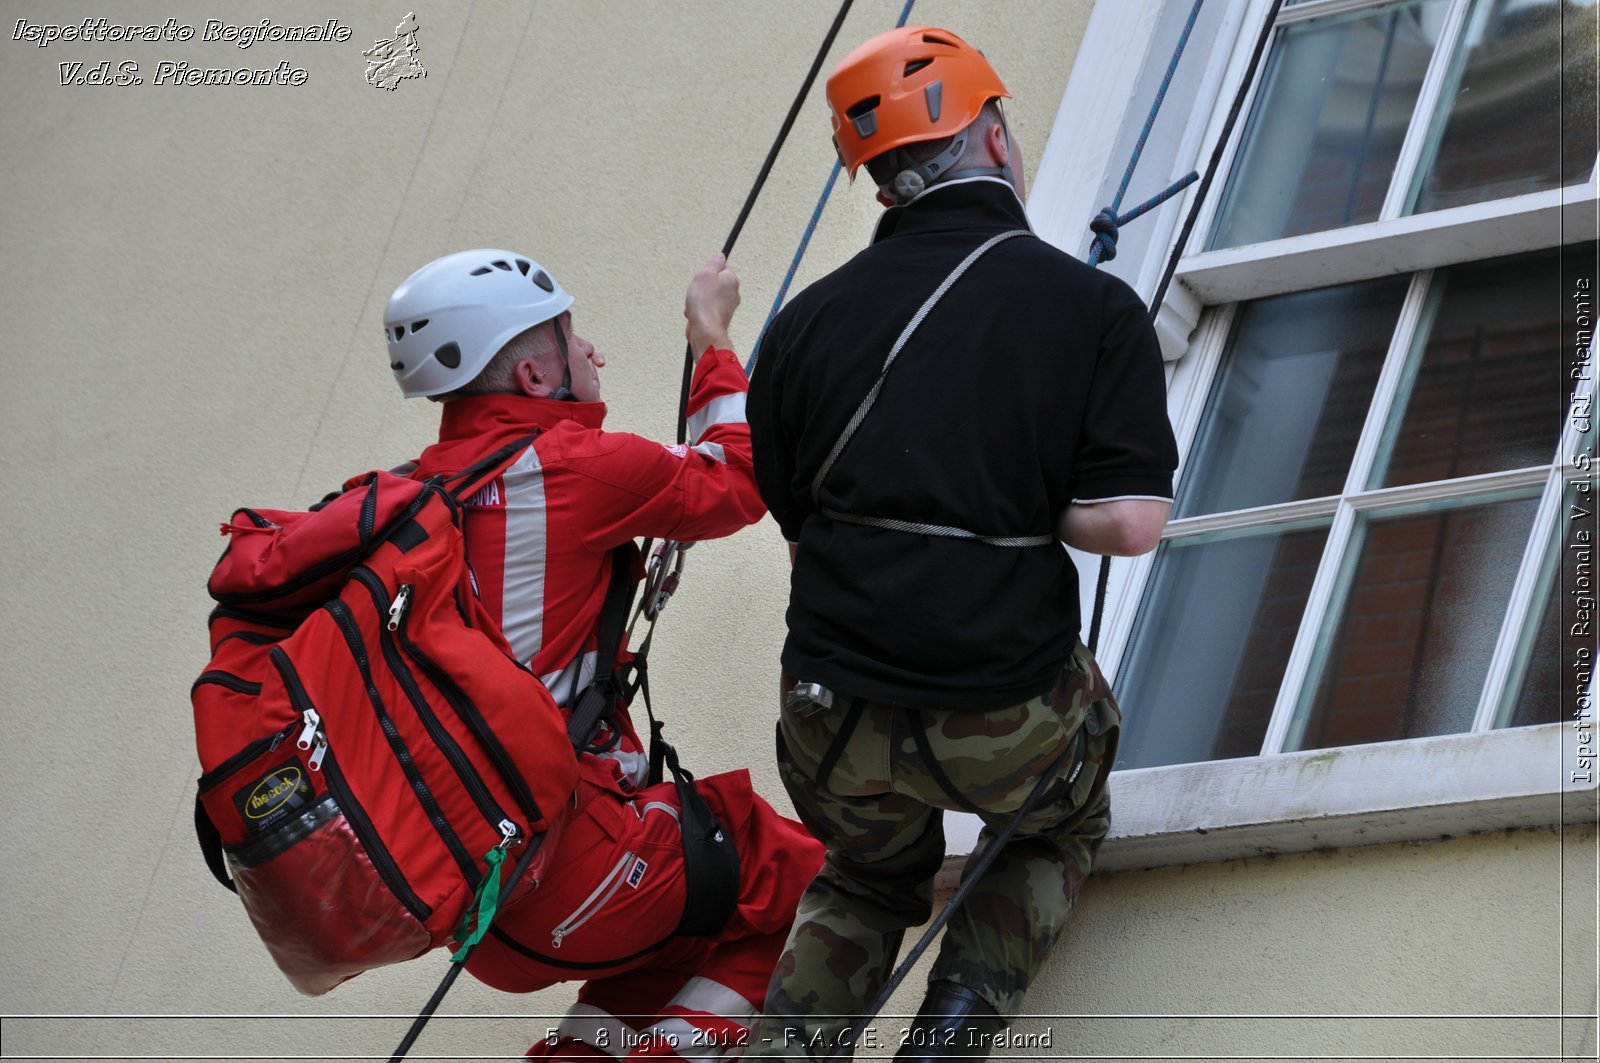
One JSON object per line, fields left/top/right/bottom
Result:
{"left": 383, "top": 249, "right": 574, "bottom": 398}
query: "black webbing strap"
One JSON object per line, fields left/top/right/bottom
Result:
{"left": 907, "top": 706, "right": 1089, "bottom": 829}
{"left": 633, "top": 664, "right": 742, "bottom": 937}
{"left": 194, "top": 798, "right": 235, "bottom": 894}
{"left": 566, "top": 547, "right": 639, "bottom": 749}
{"left": 444, "top": 433, "right": 541, "bottom": 504}
{"left": 906, "top": 708, "right": 992, "bottom": 820}
{"left": 814, "top": 696, "right": 867, "bottom": 795}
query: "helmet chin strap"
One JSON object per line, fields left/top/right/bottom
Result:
{"left": 549, "top": 316, "right": 576, "bottom": 402}
{"left": 881, "top": 132, "right": 971, "bottom": 204}
{"left": 877, "top": 114, "right": 1018, "bottom": 206}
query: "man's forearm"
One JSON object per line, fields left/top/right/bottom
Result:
{"left": 1057, "top": 499, "right": 1171, "bottom": 556}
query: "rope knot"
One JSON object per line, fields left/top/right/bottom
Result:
{"left": 1089, "top": 207, "right": 1120, "bottom": 262}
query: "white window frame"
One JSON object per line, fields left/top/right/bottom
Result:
{"left": 979, "top": 0, "right": 1600, "bottom": 875}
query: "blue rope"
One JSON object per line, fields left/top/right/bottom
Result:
{"left": 1084, "top": 0, "right": 1206, "bottom": 654}
{"left": 747, "top": 0, "right": 918, "bottom": 375}
{"left": 1087, "top": 0, "right": 1205, "bottom": 266}
{"left": 747, "top": 159, "right": 844, "bottom": 374}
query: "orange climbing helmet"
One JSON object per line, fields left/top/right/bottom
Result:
{"left": 825, "top": 25, "right": 1010, "bottom": 177}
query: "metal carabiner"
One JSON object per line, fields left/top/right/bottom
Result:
{"left": 642, "top": 539, "right": 692, "bottom": 620}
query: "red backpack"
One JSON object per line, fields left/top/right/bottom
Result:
{"left": 192, "top": 438, "right": 579, "bottom": 995}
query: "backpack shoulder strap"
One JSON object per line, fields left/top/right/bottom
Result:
{"left": 566, "top": 546, "right": 638, "bottom": 749}
{"left": 194, "top": 796, "right": 236, "bottom": 894}
{"left": 444, "top": 433, "right": 542, "bottom": 503}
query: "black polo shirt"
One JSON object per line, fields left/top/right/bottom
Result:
{"left": 749, "top": 177, "right": 1177, "bottom": 711}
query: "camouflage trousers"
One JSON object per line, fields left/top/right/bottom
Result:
{"left": 747, "top": 641, "right": 1120, "bottom": 1059}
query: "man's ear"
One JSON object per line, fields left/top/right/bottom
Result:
{"left": 986, "top": 120, "right": 1011, "bottom": 168}
{"left": 512, "top": 357, "right": 551, "bottom": 398}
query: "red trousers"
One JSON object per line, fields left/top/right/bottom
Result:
{"left": 464, "top": 755, "right": 824, "bottom": 1060}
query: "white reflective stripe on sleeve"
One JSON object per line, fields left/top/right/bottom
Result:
{"left": 500, "top": 446, "right": 548, "bottom": 667}
{"left": 691, "top": 441, "right": 727, "bottom": 464}
{"left": 639, "top": 1016, "right": 735, "bottom": 1062}
{"left": 686, "top": 391, "right": 747, "bottom": 445}
{"left": 540, "top": 650, "right": 599, "bottom": 708}
{"left": 556, "top": 1002, "right": 630, "bottom": 1058}
{"left": 666, "top": 977, "right": 757, "bottom": 1023}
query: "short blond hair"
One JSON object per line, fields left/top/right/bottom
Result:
{"left": 441, "top": 323, "right": 551, "bottom": 400}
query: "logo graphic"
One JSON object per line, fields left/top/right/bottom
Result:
{"left": 626, "top": 857, "right": 648, "bottom": 888}
{"left": 233, "top": 759, "right": 313, "bottom": 833}
{"left": 364, "top": 12, "right": 425, "bottom": 91}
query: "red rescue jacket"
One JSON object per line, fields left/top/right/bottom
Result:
{"left": 410, "top": 347, "right": 762, "bottom": 713}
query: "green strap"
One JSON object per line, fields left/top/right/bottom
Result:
{"left": 450, "top": 846, "right": 506, "bottom": 963}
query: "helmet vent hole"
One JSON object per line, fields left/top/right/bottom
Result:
{"left": 491, "top": 260, "right": 512, "bottom": 271}
{"left": 391, "top": 361, "right": 405, "bottom": 370}
{"left": 411, "top": 318, "right": 428, "bottom": 332}
{"left": 532, "top": 270, "right": 555, "bottom": 293}
{"left": 393, "top": 326, "right": 406, "bottom": 339}
{"left": 434, "top": 342, "right": 462, "bottom": 369}
{"left": 470, "top": 266, "right": 493, "bottom": 276}
{"left": 845, "top": 95, "right": 880, "bottom": 120}
{"left": 921, "top": 32, "right": 956, "bottom": 46}
{"left": 846, "top": 96, "right": 880, "bottom": 139}
{"left": 516, "top": 259, "right": 531, "bottom": 275}
{"left": 904, "top": 58, "right": 932, "bottom": 76}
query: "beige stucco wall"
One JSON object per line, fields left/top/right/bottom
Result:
{"left": 1, "top": 2, "right": 1593, "bottom": 1061}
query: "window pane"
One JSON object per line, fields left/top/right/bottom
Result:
{"left": 1295, "top": 496, "right": 1539, "bottom": 750}
{"left": 1177, "top": 279, "right": 1409, "bottom": 518}
{"left": 1506, "top": 570, "right": 1567, "bottom": 728}
{"left": 1208, "top": 1, "right": 1449, "bottom": 249}
{"left": 1116, "top": 525, "right": 1330, "bottom": 769}
{"left": 1376, "top": 243, "right": 1595, "bottom": 486}
{"left": 1412, "top": 0, "right": 1599, "bottom": 214}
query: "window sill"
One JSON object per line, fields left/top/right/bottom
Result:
{"left": 940, "top": 722, "right": 1594, "bottom": 881}
{"left": 1174, "top": 186, "right": 1599, "bottom": 306}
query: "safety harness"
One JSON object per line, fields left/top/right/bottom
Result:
{"left": 809, "top": 227, "right": 1049, "bottom": 548}
{"left": 816, "top": 1, "right": 1289, "bottom": 1054}
{"left": 565, "top": 549, "right": 742, "bottom": 940}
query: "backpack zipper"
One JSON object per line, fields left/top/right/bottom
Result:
{"left": 269, "top": 646, "right": 431, "bottom": 922}
{"left": 392, "top": 616, "right": 546, "bottom": 828}
{"left": 213, "top": 630, "right": 284, "bottom": 650}
{"left": 550, "top": 850, "right": 635, "bottom": 949}
{"left": 296, "top": 706, "right": 329, "bottom": 771}
{"left": 326, "top": 599, "right": 481, "bottom": 888}
{"left": 208, "top": 605, "right": 298, "bottom": 631}
{"left": 196, "top": 723, "right": 295, "bottom": 791}
{"left": 351, "top": 567, "right": 518, "bottom": 848}
{"left": 191, "top": 670, "right": 261, "bottom": 696}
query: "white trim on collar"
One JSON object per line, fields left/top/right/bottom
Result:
{"left": 869, "top": 174, "right": 1033, "bottom": 244}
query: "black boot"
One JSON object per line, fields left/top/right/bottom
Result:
{"left": 894, "top": 980, "right": 1004, "bottom": 1061}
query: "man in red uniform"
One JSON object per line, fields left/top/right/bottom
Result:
{"left": 382, "top": 248, "right": 823, "bottom": 1059}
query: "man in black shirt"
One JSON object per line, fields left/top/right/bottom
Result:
{"left": 746, "top": 25, "right": 1177, "bottom": 1061}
